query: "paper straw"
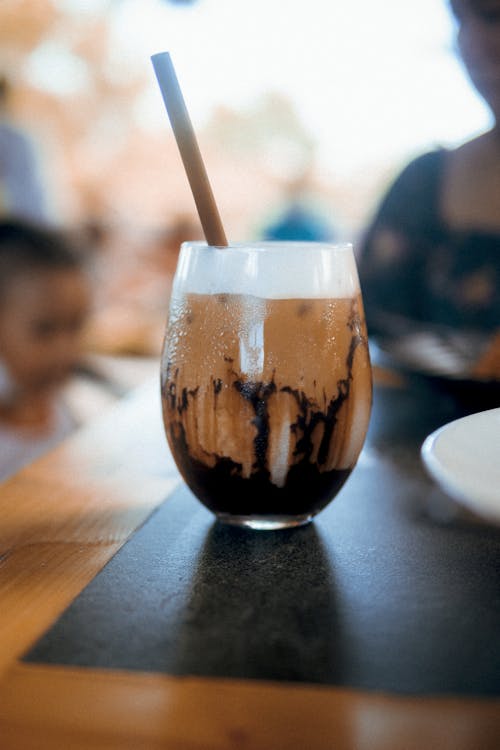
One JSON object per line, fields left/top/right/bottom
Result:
{"left": 151, "top": 51, "right": 228, "bottom": 247}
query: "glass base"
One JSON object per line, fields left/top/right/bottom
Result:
{"left": 215, "top": 513, "right": 314, "bottom": 530}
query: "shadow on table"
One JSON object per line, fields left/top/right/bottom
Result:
{"left": 172, "top": 520, "right": 341, "bottom": 684}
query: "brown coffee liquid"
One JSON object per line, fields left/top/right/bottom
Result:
{"left": 161, "top": 293, "right": 372, "bottom": 519}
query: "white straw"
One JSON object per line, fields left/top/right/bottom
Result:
{"left": 151, "top": 51, "right": 228, "bottom": 247}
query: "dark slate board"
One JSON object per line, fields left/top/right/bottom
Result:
{"left": 24, "top": 381, "right": 500, "bottom": 695}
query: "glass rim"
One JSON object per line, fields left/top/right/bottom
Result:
{"left": 180, "top": 240, "right": 354, "bottom": 253}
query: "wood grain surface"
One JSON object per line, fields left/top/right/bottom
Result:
{"left": 0, "top": 380, "right": 180, "bottom": 675}
{"left": 1, "top": 663, "right": 499, "bottom": 750}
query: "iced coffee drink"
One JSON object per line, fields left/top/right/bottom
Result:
{"left": 161, "top": 241, "right": 372, "bottom": 529}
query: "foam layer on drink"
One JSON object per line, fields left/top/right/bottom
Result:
{"left": 173, "top": 242, "right": 360, "bottom": 300}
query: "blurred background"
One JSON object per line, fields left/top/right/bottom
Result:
{"left": 0, "top": 0, "right": 492, "bottom": 358}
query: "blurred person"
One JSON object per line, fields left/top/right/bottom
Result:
{"left": 261, "top": 200, "right": 335, "bottom": 242}
{"left": 260, "top": 172, "right": 336, "bottom": 242}
{"left": 0, "top": 75, "right": 51, "bottom": 224}
{"left": 359, "top": 0, "right": 500, "bottom": 381}
{"left": 0, "top": 218, "right": 91, "bottom": 481}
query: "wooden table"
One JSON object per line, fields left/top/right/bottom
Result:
{"left": 0, "top": 374, "right": 499, "bottom": 749}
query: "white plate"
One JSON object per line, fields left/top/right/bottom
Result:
{"left": 421, "top": 408, "right": 500, "bottom": 525}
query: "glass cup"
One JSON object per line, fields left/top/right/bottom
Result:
{"left": 160, "top": 241, "right": 372, "bottom": 530}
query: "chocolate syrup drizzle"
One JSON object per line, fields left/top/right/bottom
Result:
{"left": 161, "top": 300, "right": 368, "bottom": 516}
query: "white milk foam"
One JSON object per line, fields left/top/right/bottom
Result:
{"left": 173, "top": 242, "right": 360, "bottom": 300}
